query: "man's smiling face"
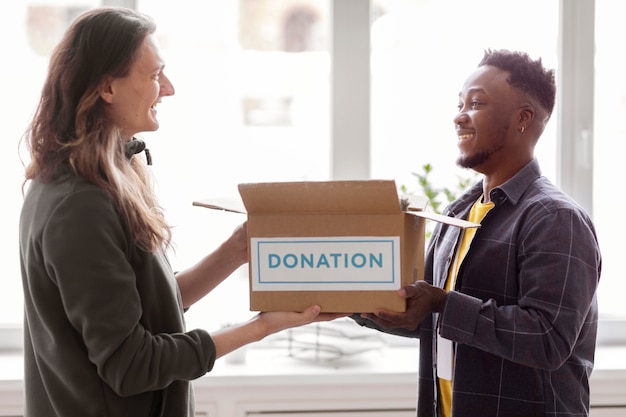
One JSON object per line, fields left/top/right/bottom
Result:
{"left": 454, "top": 65, "right": 521, "bottom": 174}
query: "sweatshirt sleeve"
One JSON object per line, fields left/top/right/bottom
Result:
{"left": 42, "top": 186, "right": 216, "bottom": 396}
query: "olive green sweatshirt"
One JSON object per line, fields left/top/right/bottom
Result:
{"left": 19, "top": 170, "right": 216, "bottom": 416}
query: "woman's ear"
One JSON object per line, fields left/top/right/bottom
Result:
{"left": 98, "top": 77, "right": 115, "bottom": 104}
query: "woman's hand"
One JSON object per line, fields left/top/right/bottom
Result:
{"left": 256, "top": 305, "right": 348, "bottom": 335}
{"left": 212, "top": 305, "right": 347, "bottom": 359}
{"left": 176, "top": 221, "right": 248, "bottom": 308}
{"left": 224, "top": 220, "right": 248, "bottom": 267}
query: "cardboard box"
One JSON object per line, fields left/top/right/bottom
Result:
{"left": 193, "top": 180, "right": 477, "bottom": 313}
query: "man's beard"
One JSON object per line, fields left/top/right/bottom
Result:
{"left": 456, "top": 141, "right": 507, "bottom": 169}
{"left": 456, "top": 127, "right": 507, "bottom": 169}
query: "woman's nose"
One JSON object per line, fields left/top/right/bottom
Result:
{"left": 160, "top": 73, "right": 175, "bottom": 96}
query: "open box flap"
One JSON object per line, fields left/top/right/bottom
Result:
{"left": 237, "top": 180, "right": 402, "bottom": 214}
{"left": 192, "top": 197, "right": 246, "bottom": 214}
{"left": 408, "top": 210, "right": 480, "bottom": 229}
{"left": 193, "top": 181, "right": 479, "bottom": 229}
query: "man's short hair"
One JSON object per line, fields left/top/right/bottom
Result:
{"left": 479, "top": 49, "right": 556, "bottom": 118}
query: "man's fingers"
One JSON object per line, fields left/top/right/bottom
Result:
{"left": 399, "top": 282, "right": 423, "bottom": 299}
{"left": 373, "top": 309, "right": 403, "bottom": 323}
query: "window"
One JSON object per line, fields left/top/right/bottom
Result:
{"left": 1, "top": 0, "right": 101, "bottom": 329}
{"left": 2, "top": 0, "right": 623, "bottom": 347}
{"left": 136, "top": 0, "right": 332, "bottom": 330}
{"left": 369, "top": 0, "right": 558, "bottom": 212}
{"left": 594, "top": 0, "right": 625, "bottom": 320}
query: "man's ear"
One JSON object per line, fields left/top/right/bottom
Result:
{"left": 519, "top": 104, "right": 535, "bottom": 127}
{"left": 98, "top": 77, "right": 115, "bottom": 104}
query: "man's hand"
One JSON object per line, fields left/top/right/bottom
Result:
{"left": 359, "top": 281, "right": 448, "bottom": 331}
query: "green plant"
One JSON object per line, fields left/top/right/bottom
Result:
{"left": 401, "top": 163, "right": 479, "bottom": 214}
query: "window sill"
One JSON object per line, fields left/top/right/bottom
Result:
{"left": 1, "top": 344, "right": 625, "bottom": 408}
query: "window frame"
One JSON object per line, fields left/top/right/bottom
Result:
{"left": 330, "top": 0, "right": 623, "bottom": 345}
{"left": 4, "top": 0, "right": 622, "bottom": 351}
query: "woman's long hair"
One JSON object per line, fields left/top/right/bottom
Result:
{"left": 23, "top": 7, "right": 171, "bottom": 253}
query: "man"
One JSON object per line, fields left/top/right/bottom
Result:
{"left": 352, "top": 49, "right": 601, "bottom": 417}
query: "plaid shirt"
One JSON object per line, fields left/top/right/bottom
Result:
{"left": 352, "top": 159, "right": 601, "bottom": 417}
{"left": 420, "top": 159, "right": 601, "bottom": 416}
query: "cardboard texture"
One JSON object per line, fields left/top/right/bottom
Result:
{"left": 193, "top": 180, "right": 477, "bottom": 313}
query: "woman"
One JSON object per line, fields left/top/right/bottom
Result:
{"left": 19, "top": 7, "right": 340, "bottom": 416}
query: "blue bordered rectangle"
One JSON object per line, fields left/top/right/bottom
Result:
{"left": 250, "top": 236, "right": 401, "bottom": 291}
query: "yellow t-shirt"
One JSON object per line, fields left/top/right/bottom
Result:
{"left": 438, "top": 197, "right": 494, "bottom": 417}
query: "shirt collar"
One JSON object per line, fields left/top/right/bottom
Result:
{"left": 448, "top": 158, "right": 543, "bottom": 215}
{"left": 492, "top": 158, "right": 542, "bottom": 206}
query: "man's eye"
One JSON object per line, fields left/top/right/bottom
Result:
{"left": 457, "top": 100, "right": 481, "bottom": 111}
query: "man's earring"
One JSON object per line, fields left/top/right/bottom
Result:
{"left": 519, "top": 126, "right": 526, "bottom": 133}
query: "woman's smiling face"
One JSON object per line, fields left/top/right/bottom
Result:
{"left": 100, "top": 34, "right": 175, "bottom": 139}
